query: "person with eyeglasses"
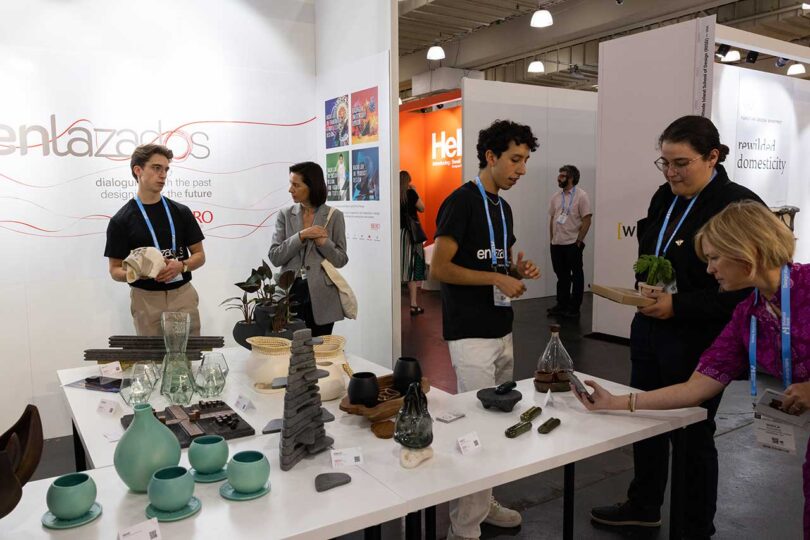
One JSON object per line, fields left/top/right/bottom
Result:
{"left": 547, "top": 164, "right": 592, "bottom": 318}
{"left": 590, "top": 116, "right": 763, "bottom": 538}
{"left": 104, "top": 144, "right": 206, "bottom": 335}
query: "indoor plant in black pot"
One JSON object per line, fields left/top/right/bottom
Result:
{"left": 633, "top": 254, "right": 675, "bottom": 296}
{"left": 220, "top": 290, "right": 261, "bottom": 349}
{"left": 265, "top": 269, "right": 306, "bottom": 339}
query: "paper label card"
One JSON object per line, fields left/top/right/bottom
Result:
{"left": 118, "top": 517, "right": 161, "bottom": 540}
{"left": 331, "top": 447, "right": 363, "bottom": 467}
{"left": 100, "top": 361, "right": 123, "bottom": 378}
{"left": 436, "top": 411, "right": 466, "bottom": 423}
{"left": 754, "top": 416, "right": 797, "bottom": 455}
{"left": 97, "top": 398, "right": 119, "bottom": 416}
{"left": 103, "top": 430, "right": 124, "bottom": 443}
{"left": 234, "top": 395, "right": 255, "bottom": 412}
{"left": 542, "top": 389, "right": 554, "bottom": 408}
{"left": 458, "top": 432, "right": 481, "bottom": 455}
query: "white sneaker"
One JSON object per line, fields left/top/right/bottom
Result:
{"left": 446, "top": 527, "right": 477, "bottom": 540}
{"left": 483, "top": 496, "right": 522, "bottom": 528}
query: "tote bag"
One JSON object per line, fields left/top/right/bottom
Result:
{"left": 322, "top": 208, "right": 357, "bottom": 319}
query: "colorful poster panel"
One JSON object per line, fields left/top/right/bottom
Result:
{"left": 351, "top": 147, "right": 379, "bottom": 201}
{"left": 326, "top": 151, "right": 350, "bottom": 201}
{"left": 325, "top": 95, "right": 350, "bottom": 149}
{"left": 351, "top": 87, "right": 379, "bottom": 144}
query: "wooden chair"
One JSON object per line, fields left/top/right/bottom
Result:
{"left": 0, "top": 405, "right": 43, "bottom": 519}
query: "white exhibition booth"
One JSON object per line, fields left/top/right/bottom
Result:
{"left": 592, "top": 16, "right": 810, "bottom": 339}
{"left": 0, "top": 0, "right": 398, "bottom": 438}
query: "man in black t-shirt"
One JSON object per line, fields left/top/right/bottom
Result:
{"left": 431, "top": 120, "right": 541, "bottom": 540}
{"left": 105, "top": 144, "right": 206, "bottom": 336}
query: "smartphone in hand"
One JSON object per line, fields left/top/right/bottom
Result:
{"left": 567, "top": 371, "right": 594, "bottom": 403}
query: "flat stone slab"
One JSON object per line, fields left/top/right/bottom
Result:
{"left": 315, "top": 472, "right": 351, "bottom": 493}
{"left": 262, "top": 418, "right": 284, "bottom": 434}
{"left": 271, "top": 376, "right": 287, "bottom": 389}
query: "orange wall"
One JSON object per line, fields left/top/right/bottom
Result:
{"left": 399, "top": 106, "right": 463, "bottom": 243}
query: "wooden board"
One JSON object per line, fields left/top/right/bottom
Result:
{"left": 339, "top": 375, "right": 430, "bottom": 423}
{"left": 120, "top": 400, "right": 255, "bottom": 448}
{"left": 591, "top": 284, "right": 655, "bottom": 307}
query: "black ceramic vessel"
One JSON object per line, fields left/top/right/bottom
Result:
{"left": 232, "top": 321, "right": 263, "bottom": 350}
{"left": 392, "top": 357, "right": 422, "bottom": 395}
{"left": 347, "top": 372, "right": 379, "bottom": 408}
{"left": 394, "top": 382, "right": 433, "bottom": 449}
{"left": 476, "top": 387, "right": 523, "bottom": 412}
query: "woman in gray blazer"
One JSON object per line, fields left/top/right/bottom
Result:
{"left": 269, "top": 162, "right": 349, "bottom": 336}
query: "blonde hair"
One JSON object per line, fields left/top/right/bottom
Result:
{"left": 695, "top": 201, "right": 795, "bottom": 276}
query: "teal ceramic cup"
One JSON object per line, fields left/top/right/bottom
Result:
{"left": 46, "top": 473, "right": 97, "bottom": 520}
{"left": 189, "top": 435, "right": 228, "bottom": 474}
{"left": 147, "top": 466, "right": 194, "bottom": 512}
{"left": 226, "top": 451, "right": 270, "bottom": 493}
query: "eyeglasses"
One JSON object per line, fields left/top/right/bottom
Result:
{"left": 653, "top": 155, "right": 701, "bottom": 173}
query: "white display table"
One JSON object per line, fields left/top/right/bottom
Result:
{"left": 8, "top": 348, "right": 705, "bottom": 539}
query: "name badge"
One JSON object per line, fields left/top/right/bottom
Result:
{"left": 555, "top": 214, "right": 568, "bottom": 225}
{"left": 493, "top": 285, "right": 511, "bottom": 307}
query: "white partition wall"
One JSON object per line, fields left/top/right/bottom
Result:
{"left": 0, "top": 0, "right": 396, "bottom": 437}
{"left": 592, "top": 17, "right": 715, "bottom": 338}
{"left": 461, "top": 78, "right": 597, "bottom": 301}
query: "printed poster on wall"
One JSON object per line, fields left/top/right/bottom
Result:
{"left": 325, "top": 95, "right": 350, "bottom": 149}
{"left": 351, "top": 147, "right": 379, "bottom": 201}
{"left": 326, "top": 151, "right": 350, "bottom": 201}
{"left": 351, "top": 87, "right": 379, "bottom": 144}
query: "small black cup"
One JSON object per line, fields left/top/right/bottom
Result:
{"left": 392, "top": 357, "right": 423, "bottom": 395}
{"left": 348, "top": 372, "right": 379, "bottom": 408}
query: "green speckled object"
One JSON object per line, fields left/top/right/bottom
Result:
{"left": 505, "top": 420, "right": 532, "bottom": 438}
{"left": 537, "top": 417, "right": 561, "bottom": 434}
{"left": 520, "top": 406, "right": 542, "bottom": 422}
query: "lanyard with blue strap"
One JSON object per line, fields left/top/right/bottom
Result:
{"left": 748, "top": 264, "right": 792, "bottom": 397}
{"left": 560, "top": 186, "right": 576, "bottom": 215}
{"left": 474, "top": 177, "right": 509, "bottom": 270}
{"left": 654, "top": 169, "right": 716, "bottom": 257}
{"left": 134, "top": 195, "right": 177, "bottom": 255}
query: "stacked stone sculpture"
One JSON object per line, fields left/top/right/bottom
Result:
{"left": 265, "top": 329, "right": 335, "bottom": 471}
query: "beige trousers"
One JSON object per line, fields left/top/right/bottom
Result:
{"left": 129, "top": 282, "right": 201, "bottom": 336}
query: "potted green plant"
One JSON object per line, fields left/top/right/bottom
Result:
{"left": 220, "top": 290, "right": 260, "bottom": 349}
{"left": 633, "top": 255, "right": 675, "bottom": 296}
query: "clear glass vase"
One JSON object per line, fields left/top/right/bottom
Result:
{"left": 536, "top": 323, "right": 574, "bottom": 373}
{"left": 162, "top": 353, "right": 196, "bottom": 405}
{"left": 119, "top": 362, "right": 155, "bottom": 406}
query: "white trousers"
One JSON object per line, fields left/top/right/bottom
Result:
{"left": 447, "top": 334, "right": 514, "bottom": 538}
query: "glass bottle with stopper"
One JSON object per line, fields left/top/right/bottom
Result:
{"left": 534, "top": 324, "right": 573, "bottom": 392}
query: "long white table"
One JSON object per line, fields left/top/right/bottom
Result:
{"left": 4, "top": 348, "right": 706, "bottom": 539}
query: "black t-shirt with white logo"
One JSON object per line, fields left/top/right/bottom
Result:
{"left": 435, "top": 181, "right": 516, "bottom": 340}
{"left": 104, "top": 198, "right": 204, "bottom": 291}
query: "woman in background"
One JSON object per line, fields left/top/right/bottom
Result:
{"left": 400, "top": 170, "right": 427, "bottom": 315}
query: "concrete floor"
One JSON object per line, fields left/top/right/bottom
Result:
{"left": 32, "top": 291, "right": 805, "bottom": 538}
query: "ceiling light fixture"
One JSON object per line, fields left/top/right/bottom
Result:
{"left": 426, "top": 45, "right": 445, "bottom": 61}
{"left": 721, "top": 50, "right": 741, "bottom": 62}
{"left": 716, "top": 44, "right": 730, "bottom": 58}
{"left": 530, "top": 9, "right": 553, "bottom": 28}
{"left": 527, "top": 59, "right": 545, "bottom": 73}
{"left": 745, "top": 51, "right": 759, "bottom": 63}
{"left": 788, "top": 63, "right": 806, "bottom": 76}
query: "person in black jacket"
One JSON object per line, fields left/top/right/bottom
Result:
{"left": 590, "top": 116, "right": 764, "bottom": 538}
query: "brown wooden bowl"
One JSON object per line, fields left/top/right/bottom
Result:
{"left": 339, "top": 374, "right": 430, "bottom": 423}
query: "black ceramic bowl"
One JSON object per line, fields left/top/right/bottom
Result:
{"left": 392, "top": 357, "right": 423, "bottom": 395}
{"left": 348, "top": 372, "right": 380, "bottom": 408}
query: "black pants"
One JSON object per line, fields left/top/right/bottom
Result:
{"left": 290, "top": 278, "right": 334, "bottom": 338}
{"left": 550, "top": 243, "right": 584, "bottom": 310}
{"left": 627, "top": 314, "right": 722, "bottom": 539}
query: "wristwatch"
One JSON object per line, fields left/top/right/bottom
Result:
{"left": 182, "top": 262, "right": 189, "bottom": 273}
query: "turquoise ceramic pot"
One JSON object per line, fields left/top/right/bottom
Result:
{"left": 189, "top": 435, "right": 228, "bottom": 474}
{"left": 227, "top": 451, "right": 270, "bottom": 493}
{"left": 147, "top": 466, "right": 194, "bottom": 512}
{"left": 46, "top": 473, "right": 96, "bottom": 520}
{"left": 113, "top": 404, "right": 181, "bottom": 493}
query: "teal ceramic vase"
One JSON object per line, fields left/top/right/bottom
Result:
{"left": 227, "top": 451, "right": 270, "bottom": 493}
{"left": 189, "top": 435, "right": 228, "bottom": 474}
{"left": 114, "top": 404, "right": 181, "bottom": 493}
{"left": 148, "top": 466, "right": 194, "bottom": 512}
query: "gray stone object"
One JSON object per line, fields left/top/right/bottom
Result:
{"left": 476, "top": 388, "right": 523, "bottom": 412}
{"left": 275, "top": 328, "right": 336, "bottom": 471}
{"left": 315, "top": 472, "right": 351, "bottom": 493}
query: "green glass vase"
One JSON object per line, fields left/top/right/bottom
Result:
{"left": 113, "top": 404, "right": 180, "bottom": 493}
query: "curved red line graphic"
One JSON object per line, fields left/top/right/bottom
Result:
{"left": 0, "top": 196, "right": 111, "bottom": 219}
{"left": 0, "top": 225, "right": 104, "bottom": 238}
{"left": 164, "top": 118, "right": 316, "bottom": 143}
{"left": 173, "top": 161, "right": 293, "bottom": 175}
{"left": 0, "top": 166, "right": 126, "bottom": 188}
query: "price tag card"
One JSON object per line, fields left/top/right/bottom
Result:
{"left": 542, "top": 389, "right": 554, "bottom": 408}
{"left": 331, "top": 447, "right": 364, "bottom": 467}
{"left": 436, "top": 411, "right": 466, "bottom": 424}
{"left": 100, "top": 361, "right": 123, "bottom": 378}
{"left": 457, "top": 431, "right": 481, "bottom": 455}
{"left": 118, "top": 517, "right": 161, "bottom": 540}
{"left": 754, "top": 416, "right": 797, "bottom": 455}
{"left": 97, "top": 398, "right": 119, "bottom": 416}
{"left": 103, "top": 429, "right": 124, "bottom": 442}
{"left": 234, "top": 395, "right": 255, "bottom": 412}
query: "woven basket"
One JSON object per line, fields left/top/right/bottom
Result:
{"left": 315, "top": 335, "right": 346, "bottom": 351}
{"left": 246, "top": 336, "right": 291, "bottom": 355}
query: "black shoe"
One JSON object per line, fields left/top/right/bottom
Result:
{"left": 562, "top": 308, "right": 580, "bottom": 318}
{"left": 546, "top": 304, "right": 565, "bottom": 316}
{"left": 590, "top": 501, "right": 661, "bottom": 527}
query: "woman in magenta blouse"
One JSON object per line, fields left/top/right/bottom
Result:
{"left": 576, "top": 201, "right": 810, "bottom": 535}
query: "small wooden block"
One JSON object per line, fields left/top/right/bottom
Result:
{"left": 371, "top": 420, "right": 395, "bottom": 439}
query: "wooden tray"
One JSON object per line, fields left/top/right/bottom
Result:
{"left": 591, "top": 284, "right": 655, "bottom": 307}
{"left": 339, "top": 375, "right": 430, "bottom": 423}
